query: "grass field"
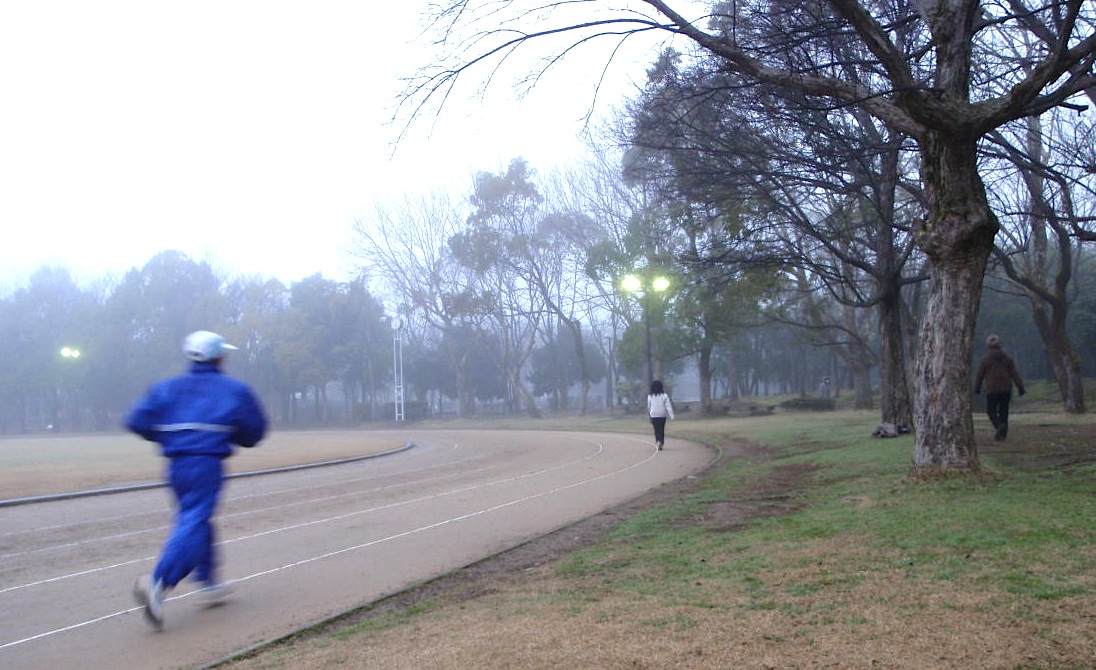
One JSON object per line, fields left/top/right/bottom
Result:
{"left": 213, "top": 402, "right": 1096, "bottom": 670}
{"left": 5, "top": 395, "right": 1093, "bottom": 668}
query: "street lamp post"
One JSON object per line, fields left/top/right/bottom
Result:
{"left": 59, "top": 346, "right": 82, "bottom": 431}
{"left": 392, "top": 318, "right": 405, "bottom": 422}
{"left": 621, "top": 274, "right": 670, "bottom": 387}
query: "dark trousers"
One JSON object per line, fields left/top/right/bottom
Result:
{"left": 155, "top": 455, "right": 224, "bottom": 588}
{"left": 985, "top": 391, "right": 1012, "bottom": 437}
{"left": 651, "top": 417, "right": 667, "bottom": 445}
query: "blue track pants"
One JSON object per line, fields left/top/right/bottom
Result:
{"left": 153, "top": 455, "right": 224, "bottom": 588}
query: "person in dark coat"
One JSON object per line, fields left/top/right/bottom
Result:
{"left": 973, "top": 334, "right": 1025, "bottom": 441}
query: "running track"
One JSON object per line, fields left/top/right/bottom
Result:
{"left": 0, "top": 430, "right": 712, "bottom": 670}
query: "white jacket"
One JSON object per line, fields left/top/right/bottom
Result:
{"left": 647, "top": 393, "right": 675, "bottom": 420}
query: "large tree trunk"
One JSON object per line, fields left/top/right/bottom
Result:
{"left": 1053, "top": 346, "right": 1086, "bottom": 414}
{"left": 850, "top": 359, "right": 873, "bottom": 409}
{"left": 911, "top": 133, "right": 998, "bottom": 474}
{"left": 875, "top": 138, "right": 913, "bottom": 427}
{"left": 507, "top": 367, "right": 542, "bottom": 418}
{"left": 1060, "top": 356, "right": 1086, "bottom": 414}
{"left": 455, "top": 366, "right": 475, "bottom": 418}
{"left": 563, "top": 318, "right": 590, "bottom": 416}
{"left": 726, "top": 347, "right": 740, "bottom": 401}
{"left": 1016, "top": 114, "right": 1086, "bottom": 415}
{"left": 697, "top": 344, "right": 714, "bottom": 412}
{"left": 836, "top": 299, "right": 874, "bottom": 410}
{"left": 697, "top": 343, "right": 714, "bottom": 415}
{"left": 878, "top": 287, "right": 913, "bottom": 426}
{"left": 1032, "top": 303, "right": 1086, "bottom": 414}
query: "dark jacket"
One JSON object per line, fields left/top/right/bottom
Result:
{"left": 125, "top": 361, "right": 267, "bottom": 458}
{"left": 974, "top": 348, "right": 1025, "bottom": 395}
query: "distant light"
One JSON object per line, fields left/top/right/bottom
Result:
{"left": 622, "top": 274, "right": 671, "bottom": 293}
{"left": 621, "top": 274, "right": 642, "bottom": 292}
{"left": 61, "top": 347, "right": 81, "bottom": 359}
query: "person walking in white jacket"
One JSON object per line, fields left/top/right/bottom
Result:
{"left": 647, "top": 379, "right": 675, "bottom": 450}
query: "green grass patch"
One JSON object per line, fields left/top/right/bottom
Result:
{"left": 556, "top": 408, "right": 1096, "bottom": 612}
{"left": 329, "top": 600, "right": 438, "bottom": 638}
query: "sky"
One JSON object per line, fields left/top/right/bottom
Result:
{"left": 0, "top": 2, "right": 664, "bottom": 289}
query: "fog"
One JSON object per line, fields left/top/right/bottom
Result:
{"left": 0, "top": 1, "right": 652, "bottom": 288}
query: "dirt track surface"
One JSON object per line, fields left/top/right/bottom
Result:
{"left": 0, "top": 429, "right": 712, "bottom": 670}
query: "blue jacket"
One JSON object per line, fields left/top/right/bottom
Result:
{"left": 125, "top": 361, "right": 267, "bottom": 458}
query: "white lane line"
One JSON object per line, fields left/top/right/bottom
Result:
{"left": 0, "top": 430, "right": 587, "bottom": 558}
{"left": 0, "top": 439, "right": 495, "bottom": 557}
{"left": 0, "top": 608, "right": 135, "bottom": 651}
{"left": 197, "top": 441, "right": 611, "bottom": 548}
{"left": 0, "top": 465, "right": 494, "bottom": 592}
{"left": 0, "top": 556, "right": 153, "bottom": 596}
{"left": 1, "top": 464, "right": 496, "bottom": 562}
{"left": 0, "top": 437, "right": 656, "bottom": 652}
{"left": 0, "top": 441, "right": 470, "bottom": 542}
{"left": 0, "top": 438, "right": 607, "bottom": 593}
{"left": 0, "top": 526, "right": 170, "bottom": 561}
{"left": 0, "top": 434, "right": 557, "bottom": 544}
{"left": 236, "top": 441, "right": 658, "bottom": 581}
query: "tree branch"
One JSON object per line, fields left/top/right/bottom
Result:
{"left": 641, "top": 0, "right": 924, "bottom": 137}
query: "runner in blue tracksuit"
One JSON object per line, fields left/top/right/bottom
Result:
{"left": 125, "top": 330, "right": 267, "bottom": 630}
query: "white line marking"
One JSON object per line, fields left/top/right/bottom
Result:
{"left": 0, "top": 435, "right": 657, "bottom": 651}
{"left": 1, "top": 441, "right": 602, "bottom": 590}
{"left": 0, "top": 441, "right": 474, "bottom": 542}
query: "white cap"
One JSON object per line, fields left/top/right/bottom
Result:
{"left": 183, "top": 330, "right": 238, "bottom": 362}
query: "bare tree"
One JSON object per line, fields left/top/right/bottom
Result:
{"left": 558, "top": 145, "right": 655, "bottom": 409}
{"left": 456, "top": 160, "right": 548, "bottom": 416}
{"left": 623, "top": 50, "right": 925, "bottom": 424}
{"left": 350, "top": 192, "right": 486, "bottom": 417}
{"left": 406, "top": 0, "right": 1096, "bottom": 474}
{"left": 982, "top": 108, "right": 1094, "bottom": 413}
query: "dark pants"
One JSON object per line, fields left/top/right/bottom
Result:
{"left": 651, "top": 417, "right": 667, "bottom": 445}
{"left": 154, "top": 455, "right": 224, "bottom": 588}
{"left": 985, "top": 391, "right": 1012, "bottom": 439}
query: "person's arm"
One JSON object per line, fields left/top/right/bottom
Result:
{"left": 123, "top": 385, "right": 162, "bottom": 441}
{"left": 973, "top": 359, "right": 988, "bottom": 394}
{"left": 232, "top": 386, "right": 268, "bottom": 448}
{"left": 666, "top": 396, "right": 675, "bottom": 420}
{"left": 1009, "top": 358, "right": 1026, "bottom": 396}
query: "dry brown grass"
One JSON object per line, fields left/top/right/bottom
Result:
{"left": 225, "top": 534, "right": 1095, "bottom": 669}
{"left": 0, "top": 430, "right": 405, "bottom": 500}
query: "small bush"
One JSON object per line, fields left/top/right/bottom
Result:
{"left": 779, "top": 396, "right": 837, "bottom": 411}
